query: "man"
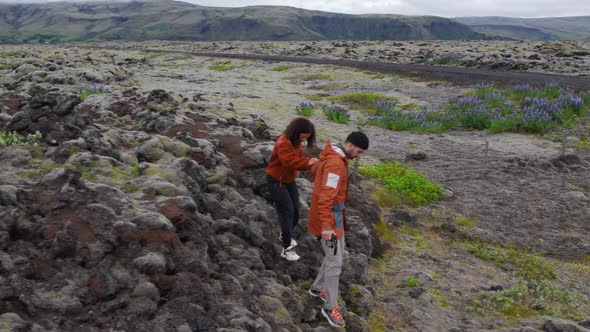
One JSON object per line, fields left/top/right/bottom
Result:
{"left": 307, "top": 131, "right": 369, "bottom": 328}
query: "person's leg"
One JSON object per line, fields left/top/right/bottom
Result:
{"left": 321, "top": 235, "right": 344, "bottom": 310}
{"left": 285, "top": 181, "right": 300, "bottom": 240}
{"left": 312, "top": 250, "right": 327, "bottom": 291}
{"left": 267, "top": 176, "right": 294, "bottom": 248}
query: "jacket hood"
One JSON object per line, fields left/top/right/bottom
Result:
{"left": 320, "top": 140, "right": 346, "bottom": 161}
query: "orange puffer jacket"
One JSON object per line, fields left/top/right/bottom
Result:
{"left": 307, "top": 140, "right": 349, "bottom": 239}
{"left": 266, "top": 134, "right": 311, "bottom": 184}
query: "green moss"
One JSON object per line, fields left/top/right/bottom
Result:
{"left": 19, "top": 162, "right": 63, "bottom": 181}
{"left": 575, "top": 137, "right": 590, "bottom": 149}
{"left": 349, "top": 285, "right": 362, "bottom": 296}
{"left": 144, "top": 166, "right": 175, "bottom": 182}
{"left": 308, "top": 83, "right": 350, "bottom": 91}
{"left": 430, "top": 289, "right": 450, "bottom": 307}
{"left": 456, "top": 240, "right": 556, "bottom": 280}
{"left": 284, "top": 73, "right": 334, "bottom": 83}
{"left": 373, "top": 218, "right": 397, "bottom": 243}
{"left": 129, "top": 165, "right": 141, "bottom": 177}
{"left": 304, "top": 93, "right": 331, "bottom": 101}
{"left": 271, "top": 65, "right": 290, "bottom": 71}
{"left": 208, "top": 61, "right": 235, "bottom": 72}
{"left": 69, "top": 146, "right": 80, "bottom": 154}
{"left": 456, "top": 216, "right": 477, "bottom": 228}
{"left": 401, "top": 103, "right": 422, "bottom": 111}
{"left": 372, "top": 187, "right": 403, "bottom": 207}
{"left": 367, "top": 309, "right": 387, "bottom": 332}
{"left": 25, "top": 145, "right": 44, "bottom": 159}
{"left": 121, "top": 183, "right": 141, "bottom": 193}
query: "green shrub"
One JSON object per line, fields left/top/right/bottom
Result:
{"left": 322, "top": 105, "right": 349, "bottom": 123}
{"left": 0, "top": 131, "right": 42, "bottom": 147}
{"left": 467, "top": 279, "right": 585, "bottom": 320}
{"left": 359, "top": 161, "right": 443, "bottom": 206}
{"left": 295, "top": 102, "right": 314, "bottom": 116}
{"left": 407, "top": 276, "right": 421, "bottom": 287}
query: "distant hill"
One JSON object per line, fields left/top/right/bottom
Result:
{"left": 0, "top": 1, "right": 492, "bottom": 43}
{"left": 454, "top": 16, "right": 590, "bottom": 40}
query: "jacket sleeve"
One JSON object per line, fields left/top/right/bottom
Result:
{"left": 317, "top": 160, "right": 341, "bottom": 231}
{"left": 276, "top": 140, "right": 310, "bottom": 170}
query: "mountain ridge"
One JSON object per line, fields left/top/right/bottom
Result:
{"left": 0, "top": 1, "right": 491, "bottom": 43}
{"left": 455, "top": 16, "right": 590, "bottom": 40}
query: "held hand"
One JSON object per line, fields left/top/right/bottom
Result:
{"left": 308, "top": 158, "right": 319, "bottom": 166}
{"left": 321, "top": 229, "right": 335, "bottom": 240}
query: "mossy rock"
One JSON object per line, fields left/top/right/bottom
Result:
{"left": 137, "top": 137, "right": 167, "bottom": 163}
{"left": 158, "top": 136, "right": 191, "bottom": 158}
{"left": 258, "top": 295, "right": 292, "bottom": 323}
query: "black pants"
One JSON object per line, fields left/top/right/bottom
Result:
{"left": 267, "top": 175, "right": 300, "bottom": 248}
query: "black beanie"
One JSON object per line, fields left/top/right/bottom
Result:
{"left": 346, "top": 131, "right": 369, "bottom": 150}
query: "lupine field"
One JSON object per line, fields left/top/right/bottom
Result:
{"left": 296, "top": 83, "right": 589, "bottom": 134}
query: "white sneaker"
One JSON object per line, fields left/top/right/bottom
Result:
{"left": 281, "top": 246, "right": 301, "bottom": 261}
{"left": 279, "top": 232, "right": 297, "bottom": 248}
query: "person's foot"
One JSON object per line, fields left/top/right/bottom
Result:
{"left": 280, "top": 246, "right": 300, "bottom": 261}
{"left": 321, "top": 306, "right": 346, "bottom": 328}
{"left": 308, "top": 288, "right": 327, "bottom": 302}
{"left": 279, "top": 232, "right": 297, "bottom": 248}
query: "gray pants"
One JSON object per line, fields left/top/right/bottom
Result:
{"left": 312, "top": 234, "right": 345, "bottom": 310}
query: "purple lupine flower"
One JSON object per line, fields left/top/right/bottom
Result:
{"left": 511, "top": 84, "right": 533, "bottom": 92}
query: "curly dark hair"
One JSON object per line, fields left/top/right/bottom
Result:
{"left": 284, "top": 117, "right": 316, "bottom": 148}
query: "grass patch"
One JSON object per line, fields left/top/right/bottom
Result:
{"left": 0, "top": 64, "right": 14, "bottom": 70}
{"left": 208, "top": 60, "right": 235, "bottom": 72}
{"left": 359, "top": 161, "right": 443, "bottom": 206}
{"left": 328, "top": 92, "right": 393, "bottom": 110}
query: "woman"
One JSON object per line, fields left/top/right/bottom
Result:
{"left": 266, "top": 117, "right": 318, "bottom": 261}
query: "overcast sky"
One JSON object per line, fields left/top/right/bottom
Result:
{"left": 3, "top": 0, "right": 589, "bottom": 18}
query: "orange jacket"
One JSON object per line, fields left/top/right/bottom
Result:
{"left": 266, "top": 134, "right": 311, "bottom": 184}
{"left": 307, "top": 140, "right": 349, "bottom": 239}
